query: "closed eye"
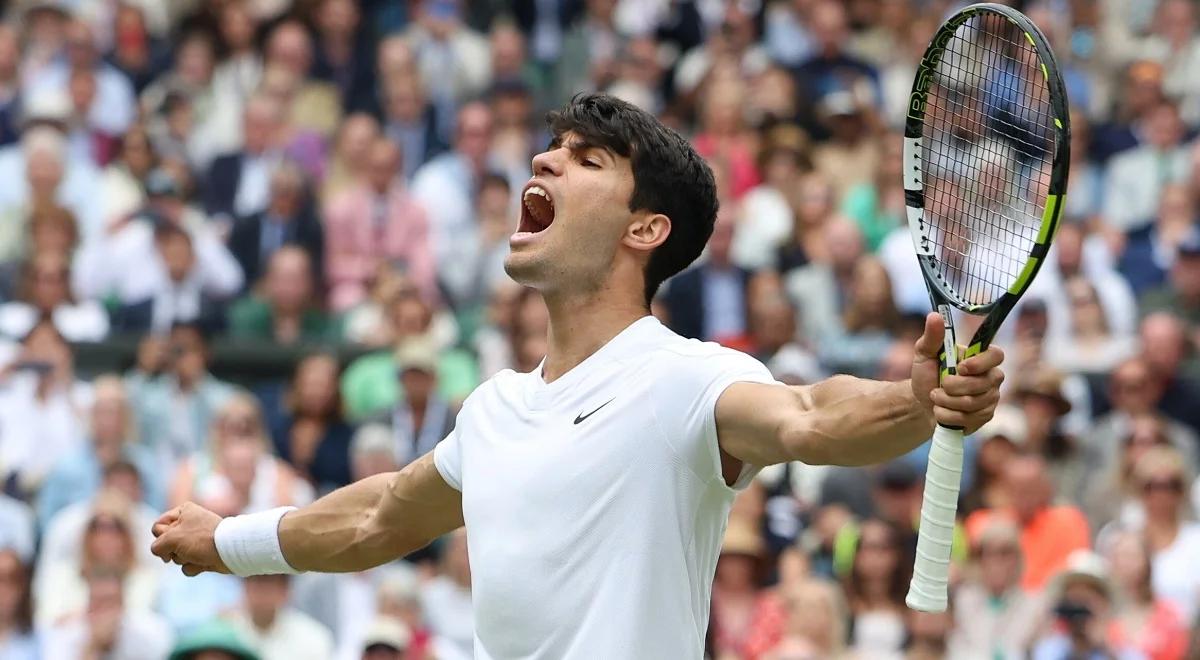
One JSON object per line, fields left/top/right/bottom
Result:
{"left": 581, "top": 158, "right": 601, "bottom": 169}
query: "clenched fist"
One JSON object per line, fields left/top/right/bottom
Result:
{"left": 150, "top": 502, "right": 230, "bottom": 576}
{"left": 910, "top": 312, "right": 1005, "bottom": 434}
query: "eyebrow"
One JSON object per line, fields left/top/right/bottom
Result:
{"left": 548, "top": 136, "right": 616, "bottom": 161}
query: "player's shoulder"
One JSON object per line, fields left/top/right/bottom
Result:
{"left": 641, "top": 331, "right": 772, "bottom": 385}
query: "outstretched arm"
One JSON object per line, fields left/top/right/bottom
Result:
{"left": 151, "top": 452, "right": 463, "bottom": 576}
{"left": 717, "top": 313, "right": 1004, "bottom": 468}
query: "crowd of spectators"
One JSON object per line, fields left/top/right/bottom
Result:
{"left": 0, "top": 0, "right": 1199, "bottom": 658}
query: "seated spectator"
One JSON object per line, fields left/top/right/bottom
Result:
{"left": 202, "top": 95, "right": 288, "bottom": 225}
{"left": 41, "top": 572, "right": 172, "bottom": 660}
{"left": 310, "top": 0, "right": 376, "bottom": 114}
{"left": 378, "top": 72, "right": 444, "bottom": 181}
{"left": 39, "top": 463, "right": 159, "bottom": 588}
{"left": 1032, "top": 552, "right": 1145, "bottom": 660}
{"left": 269, "top": 353, "right": 353, "bottom": 493}
{"left": 1119, "top": 183, "right": 1194, "bottom": 295}
{"left": 0, "top": 202, "right": 79, "bottom": 301}
{"left": 710, "top": 519, "right": 785, "bottom": 658}
{"left": 1100, "top": 528, "right": 1189, "bottom": 660}
{"left": 811, "top": 88, "right": 880, "bottom": 201}
{"left": 961, "top": 406, "right": 1026, "bottom": 516}
{"left": 1121, "top": 447, "right": 1200, "bottom": 623}
{"left": 817, "top": 256, "right": 901, "bottom": 377}
{"left": 756, "top": 578, "right": 846, "bottom": 660}
{"left": 0, "top": 493, "right": 33, "bottom": 564}
{"left": 1012, "top": 366, "right": 1091, "bottom": 501}
{"left": 840, "top": 132, "right": 904, "bottom": 251}
{"left": 952, "top": 519, "right": 1044, "bottom": 659}
{"left": 260, "top": 20, "right": 343, "bottom": 139}
{"left": 0, "top": 320, "right": 90, "bottom": 497}
{"left": 439, "top": 171, "right": 512, "bottom": 311}
{"left": 130, "top": 322, "right": 235, "bottom": 471}
{"left": 34, "top": 490, "right": 160, "bottom": 626}
{"left": 0, "top": 126, "right": 72, "bottom": 265}
{"left": 228, "top": 160, "right": 324, "bottom": 290}
{"left": 1084, "top": 413, "right": 1175, "bottom": 530}
{"left": 358, "top": 617, "right": 413, "bottom": 660}
{"left": 1045, "top": 276, "right": 1139, "bottom": 376}
{"left": 320, "top": 113, "right": 380, "bottom": 204}
{"left": 324, "top": 136, "right": 437, "bottom": 311}
{"left": 168, "top": 618, "right": 259, "bottom": 660}
{"left": 692, "top": 78, "right": 761, "bottom": 201}
{"left": 421, "top": 529, "right": 474, "bottom": 660}
{"left": 228, "top": 247, "right": 333, "bottom": 345}
{"left": 965, "top": 454, "right": 1090, "bottom": 592}
{"left": 745, "top": 273, "right": 823, "bottom": 383}
{"left": 226, "top": 575, "right": 334, "bottom": 660}
{"left": 374, "top": 572, "right": 433, "bottom": 660}
{"left": 1089, "top": 358, "right": 1198, "bottom": 478}
{"left": 731, "top": 125, "right": 810, "bottom": 272}
{"left": 0, "top": 548, "right": 36, "bottom": 660}
{"left": 662, "top": 215, "right": 750, "bottom": 344}
{"left": 0, "top": 249, "right": 108, "bottom": 342}
{"left": 340, "top": 266, "right": 460, "bottom": 351}
{"left": 380, "top": 340, "right": 456, "bottom": 469}
{"left": 37, "top": 375, "right": 161, "bottom": 528}
{"left": 1138, "top": 313, "right": 1200, "bottom": 433}
{"left": 841, "top": 517, "right": 910, "bottom": 658}
{"left": 1102, "top": 100, "right": 1189, "bottom": 234}
{"left": 107, "top": 4, "right": 171, "bottom": 95}
{"left": 77, "top": 168, "right": 243, "bottom": 317}
{"left": 773, "top": 174, "right": 839, "bottom": 275}
{"left": 169, "top": 393, "right": 314, "bottom": 514}
{"left": 783, "top": 219, "right": 865, "bottom": 350}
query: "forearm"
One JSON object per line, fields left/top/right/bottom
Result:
{"left": 277, "top": 453, "right": 462, "bottom": 572}
{"left": 789, "top": 375, "right": 935, "bottom": 467}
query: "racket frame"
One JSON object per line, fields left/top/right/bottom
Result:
{"left": 901, "top": 2, "right": 1071, "bottom": 613}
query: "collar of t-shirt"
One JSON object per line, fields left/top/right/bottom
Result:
{"left": 523, "top": 315, "right": 661, "bottom": 411}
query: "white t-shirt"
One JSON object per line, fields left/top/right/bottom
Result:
{"left": 434, "top": 315, "right": 777, "bottom": 659}
{"left": 1152, "top": 522, "right": 1200, "bottom": 623}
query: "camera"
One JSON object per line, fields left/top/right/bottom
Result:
{"left": 1054, "top": 599, "right": 1093, "bottom": 633}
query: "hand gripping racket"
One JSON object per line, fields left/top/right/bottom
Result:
{"left": 902, "top": 3, "right": 1070, "bottom": 612}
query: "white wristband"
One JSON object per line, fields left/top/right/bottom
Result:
{"left": 213, "top": 507, "right": 300, "bottom": 577}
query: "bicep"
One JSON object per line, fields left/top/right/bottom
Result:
{"left": 715, "top": 381, "right": 809, "bottom": 470}
{"left": 376, "top": 452, "right": 464, "bottom": 546}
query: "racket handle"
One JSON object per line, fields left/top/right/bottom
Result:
{"left": 906, "top": 424, "right": 964, "bottom": 613}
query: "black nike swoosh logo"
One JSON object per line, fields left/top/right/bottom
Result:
{"left": 574, "top": 398, "right": 615, "bottom": 425}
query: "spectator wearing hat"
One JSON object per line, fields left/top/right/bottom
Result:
{"left": 0, "top": 248, "right": 108, "bottom": 342}
{"left": 0, "top": 547, "right": 36, "bottom": 660}
{"left": 966, "top": 454, "right": 1091, "bottom": 592}
{"left": 168, "top": 618, "right": 259, "bottom": 660}
{"left": 709, "top": 519, "right": 785, "bottom": 660}
{"left": 1099, "top": 527, "right": 1189, "bottom": 660}
{"left": 226, "top": 574, "right": 334, "bottom": 660}
{"left": 1031, "top": 551, "right": 1145, "bottom": 660}
{"left": 267, "top": 353, "right": 354, "bottom": 494}
{"left": 961, "top": 405, "right": 1027, "bottom": 517}
{"left": 228, "top": 160, "right": 325, "bottom": 292}
{"left": 421, "top": 528, "right": 474, "bottom": 660}
{"left": 379, "top": 338, "right": 458, "bottom": 469}
{"left": 227, "top": 247, "right": 333, "bottom": 346}
{"left": 42, "top": 571, "right": 172, "bottom": 660}
{"left": 1012, "top": 366, "right": 1090, "bottom": 502}
{"left": 360, "top": 616, "right": 412, "bottom": 660}
{"left": 952, "top": 518, "right": 1045, "bottom": 660}
{"left": 324, "top": 136, "right": 437, "bottom": 311}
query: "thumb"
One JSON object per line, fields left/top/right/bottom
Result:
{"left": 913, "top": 312, "right": 945, "bottom": 361}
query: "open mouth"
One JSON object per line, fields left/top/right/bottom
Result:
{"left": 519, "top": 184, "right": 555, "bottom": 234}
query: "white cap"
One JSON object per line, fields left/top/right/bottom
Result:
{"left": 361, "top": 616, "right": 412, "bottom": 652}
{"left": 975, "top": 405, "right": 1027, "bottom": 445}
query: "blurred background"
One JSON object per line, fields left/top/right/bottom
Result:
{"left": 0, "top": 0, "right": 1197, "bottom": 658}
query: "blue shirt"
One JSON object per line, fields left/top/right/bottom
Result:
{"left": 36, "top": 443, "right": 163, "bottom": 529}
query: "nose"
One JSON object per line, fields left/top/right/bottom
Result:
{"left": 531, "top": 146, "right": 564, "bottom": 178}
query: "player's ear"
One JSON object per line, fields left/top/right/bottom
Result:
{"left": 623, "top": 211, "right": 670, "bottom": 254}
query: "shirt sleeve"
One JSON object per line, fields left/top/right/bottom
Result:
{"left": 433, "top": 423, "right": 464, "bottom": 491}
{"left": 654, "top": 347, "right": 779, "bottom": 491}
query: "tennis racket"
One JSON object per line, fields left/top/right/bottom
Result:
{"left": 903, "top": 3, "right": 1070, "bottom": 612}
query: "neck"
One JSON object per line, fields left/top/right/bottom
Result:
{"left": 540, "top": 289, "right": 648, "bottom": 383}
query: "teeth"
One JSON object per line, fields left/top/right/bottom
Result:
{"left": 524, "top": 186, "right": 551, "bottom": 203}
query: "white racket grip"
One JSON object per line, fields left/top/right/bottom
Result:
{"left": 906, "top": 424, "right": 964, "bottom": 612}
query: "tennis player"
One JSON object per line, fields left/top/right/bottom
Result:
{"left": 151, "top": 94, "right": 1004, "bottom": 658}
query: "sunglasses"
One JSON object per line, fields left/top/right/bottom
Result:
{"left": 1142, "top": 478, "right": 1184, "bottom": 494}
{"left": 88, "top": 516, "right": 126, "bottom": 532}
{"left": 979, "top": 545, "right": 1019, "bottom": 558}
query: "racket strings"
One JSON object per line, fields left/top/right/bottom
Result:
{"left": 920, "top": 14, "right": 1055, "bottom": 307}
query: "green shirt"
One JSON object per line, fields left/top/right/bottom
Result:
{"left": 339, "top": 348, "right": 481, "bottom": 421}
{"left": 226, "top": 296, "right": 334, "bottom": 344}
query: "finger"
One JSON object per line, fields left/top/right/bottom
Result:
{"left": 930, "top": 389, "right": 1000, "bottom": 413}
{"left": 958, "top": 346, "right": 1005, "bottom": 375}
{"left": 913, "top": 312, "right": 945, "bottom": 361}
{"left": 941, "top": 372, "right": 1002, "bottom": 397}
{"left": 181, "top": 563, "right": 206, "bottom": 577}
{"left": 151, "top": 521, "right": 173, "bottom": 538}
{"left": 964, "top": 404, "right": 999, "bottom": 435}
{"left": 150, "top": 532, "right": 179, "bottom": 561}
{"left": 153, "top": 507, "right": 182, "bottom": 530}
{"left": 933, "top": 407, "right": 968, "bottom": 428}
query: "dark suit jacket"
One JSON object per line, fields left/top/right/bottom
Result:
{"left": 661, "top": 265, "right": 751, "bottom": 341}
{"left": 228, "top": 208, "right": 325, "bottom": 290}
{"left": 111, "top": 296, "right": 226, "bottom": 336}
{"left": 202, "top": 152, "right": 245, "bottom": 221}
